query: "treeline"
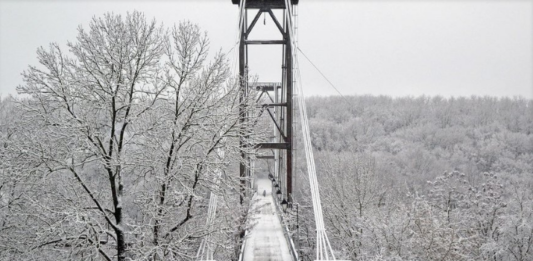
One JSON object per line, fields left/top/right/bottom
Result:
{"left": 308, "top": 95, "right": 533, "bottom": 187}
{"left": 294, "top": 95, "right": 533, "bottom": 260}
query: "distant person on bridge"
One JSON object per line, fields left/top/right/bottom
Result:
{"left": 263, "top": 190, "right": 266, "bottom": 197}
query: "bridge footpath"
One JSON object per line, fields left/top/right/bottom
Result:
{"left": 242, "top": 178, "right": 294, "bottom": 261}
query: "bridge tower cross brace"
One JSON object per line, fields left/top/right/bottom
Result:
{"left": 235, "top": 0, "right": 299, "bottom": 204}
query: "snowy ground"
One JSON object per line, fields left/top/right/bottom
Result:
{"left": 242, "top": 178, "right": 293, "bottom": 261}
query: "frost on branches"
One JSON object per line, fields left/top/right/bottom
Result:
{"left": 1, "top": 12, "right": 259, "bottom": 261}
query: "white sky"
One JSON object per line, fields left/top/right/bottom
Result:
{"left": 0, "top": 0, "right": 531, "bottom": 98}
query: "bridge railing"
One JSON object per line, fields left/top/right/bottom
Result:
{"left": 237, "top": 191, "right": 256, "bottom": 261}
{"left": 272, "top": 192, "right": 300, "bottom": 261}
{"left": 237, "top": 230, "right": 248, "bottom": 261}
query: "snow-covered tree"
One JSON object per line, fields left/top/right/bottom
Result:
{"left": 5, "top": 11, "right": 258, "bottom": 261}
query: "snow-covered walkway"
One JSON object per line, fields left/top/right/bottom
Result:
{"left": 242, "top": 178, "right": 293, "bottom": 261}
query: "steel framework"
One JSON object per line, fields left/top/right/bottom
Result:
{"left": 236, "top": 0, "right": 297, "bottom": 205}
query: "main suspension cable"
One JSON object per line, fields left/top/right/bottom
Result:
{"left": 297, "top": 47, "right": 345, "bottom": 98}
{"left": 284, "top": 0, "right": 337, "bottom": 259}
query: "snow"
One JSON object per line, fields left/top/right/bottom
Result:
{"left": 242, "top": 178, "right": 294, "bottom": 261}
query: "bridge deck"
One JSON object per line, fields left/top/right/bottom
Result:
{"left": 242, "top": 178, "right": 293, "bottom": 261}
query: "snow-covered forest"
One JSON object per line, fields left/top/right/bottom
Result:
{"left": 294, "top": 95, "right": 533, "bottom": 260}
{"left": 1, "top": 10, "right": 533, "bottom": 261}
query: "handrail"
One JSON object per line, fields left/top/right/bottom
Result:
{"left": 237, "top": 230, "right": 248, "bottom": 261}
{"left": 273, "top": 194, "right": 299, "bottom": 261}
{"left": 237, "top": 189, "right": 256, "bottom": 261}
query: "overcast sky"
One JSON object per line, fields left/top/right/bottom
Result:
{"left": 0, "top": 0, "right": 531, "bottom": 98}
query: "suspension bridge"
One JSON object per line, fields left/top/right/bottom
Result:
{"left": 197, "top": 1, "right": 342, "bottom": 260}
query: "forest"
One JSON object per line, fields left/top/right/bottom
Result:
{"left": 293, "top": 95, "right": 533, "bottom": 260}
{"left": 1, "top": 10, "right": 533, "bottom": 261}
